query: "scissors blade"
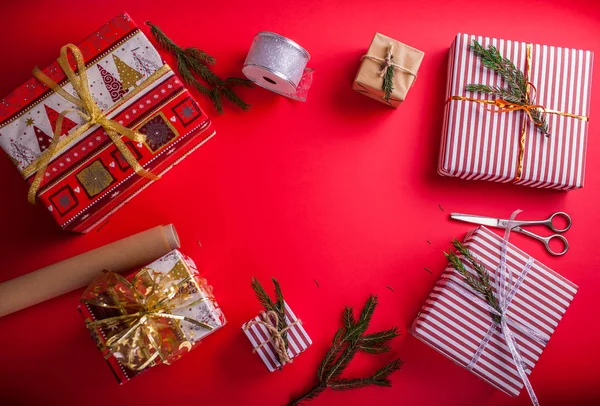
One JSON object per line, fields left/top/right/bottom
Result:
{"left": 450, "top": 213, "right": 502, "bottom": 228}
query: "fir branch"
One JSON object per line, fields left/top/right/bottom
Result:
{"left": 250, "top": 277, "right": 289, "bottom": 351}
{"left": 288, "top": 295, "right": 401, "bottom": 406}
{"left": 445, "top": 240, "right": 502, "bottom": 323}
{"left": 382, "top": 64, "right": 394, "bottom": 102}
{"left": 466, "top": 40, "right": 549, "bottom": 136}
{"left": 146, "top": 21, "right": 252, "bottom": 113}
{"left": 250, "top": 277, "right": 274, "bottom": 310}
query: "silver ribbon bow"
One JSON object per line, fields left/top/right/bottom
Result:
{"left": 447, "top": 210, "right": 550, "bottom": 406}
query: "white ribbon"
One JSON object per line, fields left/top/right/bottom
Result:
{"left": 447, "top": 210, "right": 550, "bottom": 406}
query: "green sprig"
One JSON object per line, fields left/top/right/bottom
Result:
{"left": 250, "top": 277, "right": 289, "bottom": 350}
{"left": 288, "top": 295, "right": 402, "bottom": 406}
{"left": 382, "top": 64, "right": 395, "bottom": 102}
{"left": 466, "top": 40, "right": 549, "bottom": 136}
{"left": 147, "top": 22, "right": 252, "bottom": 114}
{"left": 445, "top": 239, "right": 502, "bottom": 323}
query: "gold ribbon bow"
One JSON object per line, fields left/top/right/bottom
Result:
{"left": 26, "top": 44, "right": 159, "bottom": 204}
{"left": 448, "top": 44, "right": 589, "bottom": 181}
{"left": 81, "top": 267, "right": 213, "bottom": 371}
{"left": 244, "top": 310, "right": 301, "bottom": 367}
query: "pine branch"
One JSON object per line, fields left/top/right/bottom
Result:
{"left": 382, "top": 64, "right": 394, "bottom": 102}
{"left": 250, "top": 277, "right": 274, "bottom": 310}
{"left": 446, "top": 240, "right": 502, "bottom": 323}
{"left": 288, "top": 295, "right": 401, "bottom": 406}
{"left": 250, "top": 277, "right": 289, "bottom": 354}
{"left": 272, "top": 277, "right": 288, "bottom": 347}
{"left": 466, "top": 40, "right": 549, "bottom": 136}
{"left": 146, "top": 21, "right": 252, "bottom": 113}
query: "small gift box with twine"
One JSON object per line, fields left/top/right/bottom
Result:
{"left": 79, "top": 250, "right": 226, "bottom": 384}
{"left": 353, "top": 33, "right": 424, "bottom": 107}
{"left": 242, "top": 278, "right": 311, "bottom": 372}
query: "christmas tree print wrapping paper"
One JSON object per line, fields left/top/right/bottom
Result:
{"left": 438, "top": 33, "right": 593, "bottom": 190}
{"left": 0, "top": 13, "right": 215, "bottom": 232}
{"left": 411, "top": 226, "right": 577, "bottom": 397}
{"left": 242, "top": 302, "right": 312, "bottom": 372}
{"left": 79, "top": 249, "right": 226, "bottom": 384}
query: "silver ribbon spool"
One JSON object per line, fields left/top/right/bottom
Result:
{"left": 242, "top": 32, "right": 313, "bottom": 101}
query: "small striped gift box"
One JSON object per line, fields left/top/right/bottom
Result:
{"left": 439, "top": 33, "right": 594, "bottom": 190}
{"left": 411, "top": 226, "right": 577, "bottom": 397}
{"left": 242, "top": 302, "right": 311, "bottom": 372}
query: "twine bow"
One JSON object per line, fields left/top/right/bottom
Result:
{"left": 447, "top": 210, "right": 549, "bottom": 406}
{"left": 362, "top": 44, "right": 418, "bottom": 80}
{"left": 81, "top": 267, "right": 213, "bottom": 371}
{"left": 26, "top": 44, "right": 158, "bottom": 204}
{"left": 244, "top": 310, "right": 301, "bottom": 367}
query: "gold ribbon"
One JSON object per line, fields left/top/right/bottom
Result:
{"left": 448, "top": 44, "right": 589, "bottom": 180}
{"left": 244, "top": 310, "right": 301, "bottom": 368}
{"left": 81, "top": 267, "right": 214, "bottom": 371}
{"left": 27, "top": 44, "right": 159, "bottom": 204}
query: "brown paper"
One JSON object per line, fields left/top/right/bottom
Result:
{"left": 353, "top": 33, "right": 424, "bottom": 107}
{"left": 0, "top": 224, "right": 180, "bottom": 317}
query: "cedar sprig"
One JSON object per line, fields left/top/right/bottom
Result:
{"left": 445, "top": 239, "right": 502, "bottom": 323}
{"left": 287, "top": 295, "right": 401, "bottom": 406}
{"left": 250, "top": 277, "right": 289, "bottom": 350}
{"left": 147, "top": 22, "right": 252, "bottom": 114}
{"left": 382, "top": 63, "right": 394, "bottom": 102}
{"left": 465, "top": 40, "right": 549, "bottom": 136}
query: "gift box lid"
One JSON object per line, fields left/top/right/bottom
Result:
{"left": 0, "top": 13, "right": 163, "bottom": 173}
{"left": 411, "top": 226, "right": 578, "bottom": 397}
{"left": 439, "top": 33, "right": 594, "bottom": 190}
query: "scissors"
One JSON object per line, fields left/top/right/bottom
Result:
{"left": 450, "top": 212, "right": 572, "bottom": 256}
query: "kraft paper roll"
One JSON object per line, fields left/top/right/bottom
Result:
{"left": 0, "top": 224, "right": 180, "bottom": 317}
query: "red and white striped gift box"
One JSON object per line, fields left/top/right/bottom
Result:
{"left": 411, "top": 226, "right": 577, "bottom": 397}
{"left": 242, "top": 302, "right": 311, "bottom": 372}
{"left": 439, "top": 33, "right": 594, "bottom": 190}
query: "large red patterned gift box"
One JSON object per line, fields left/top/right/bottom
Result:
{"left": 439, "top": 33, "right": 593, "bottom": 190}
{"left": 0, "top": 13, "right": 215, "bottom": 232}
{"left": 79, "top": 249, "right": 226, "bottom": 384}
{"left": 411, "top": 226, "right": 577, "bottom": 399}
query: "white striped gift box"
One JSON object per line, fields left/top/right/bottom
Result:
{"left": 411, "top": 226, "right": 577, "bottom": 397}
{"left": 439, "top": 33, "right": 594, "bottom": 190}
{"left": 242, "top": 302, "right": 312, "bottom": 372}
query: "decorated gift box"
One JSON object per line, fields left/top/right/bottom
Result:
{"left": 0, "top": 13, "right": 215, "bottom": 232}
{"left": 411, "top": 226, "right": 577, "bottom": 402}
{"left": 242, "top": 278, "right": 311, "bottom": 372}
{"left": 353, "top": 33, "right": 424, "bottom": 107}
{"left": 439, "top": 33, "right": 593, "bottom": 190}
{"left": 79, "top": 249, "right": 226, "bottom": 384}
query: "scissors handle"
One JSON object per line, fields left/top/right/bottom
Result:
{"left": 516, "top": 228, "right": 569, "bottom": 256}
{"left": 545, "top": 212, "right": 572, "bottom": 233}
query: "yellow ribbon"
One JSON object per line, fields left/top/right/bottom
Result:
{"left": 81, "top": 267, "right": 214, "bottom": 371}
{"left": 27, "top": 44, "right": 159, "bottom": 204}
{"left": 448, "top": 44, "right": 589, "bottom": 180}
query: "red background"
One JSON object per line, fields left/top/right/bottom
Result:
{"left": 0, "top": 0, "right": 599, "bottom": 405}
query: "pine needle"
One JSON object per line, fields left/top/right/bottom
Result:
{"left": 382, "top": 64, "right": 395, "bottom": 102}
{"left": 250, "top": 277, "right": 289, "bottom": 352}
{"left": 466, "top": 40, "right": 549, "bottom": 136}
{"left": 445, "top": 239, "right": 502, "bottom": 323}
{"left": 288, "top": 295, "right": 401, "bottom": 405}
{"left": 146, "top": 21, "right": 252, "bottom": 114}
